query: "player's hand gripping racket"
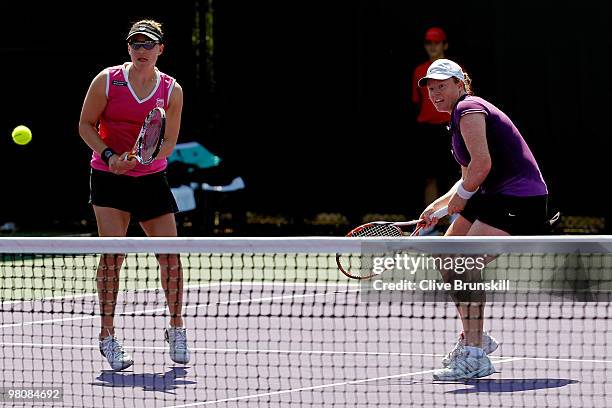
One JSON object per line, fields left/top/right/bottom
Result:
{"left": 126, "top": 107, "right": 166, "bottom": 165}
{"left": 336, "top": 206, "right": 448, "bottom": 280}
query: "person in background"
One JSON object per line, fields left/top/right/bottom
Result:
{"left": 411, "top": 27, "right": 458, "bottom": 215}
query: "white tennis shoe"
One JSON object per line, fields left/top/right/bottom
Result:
{"left": 433, "top": 346, "right": 495, "bottom": 381}
{"left": 442, "top": 331, "right": 499, "bottom": 367}
{"left": 165, "top": 327, "right": 191, "bottom": 364}
{"left": 99, "top": 335, "right": 134, "bottom": 371}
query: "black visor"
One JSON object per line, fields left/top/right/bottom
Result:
{"left": 126, "top": 24, "right": 163, "bottom": 43}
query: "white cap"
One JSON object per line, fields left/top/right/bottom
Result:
{"left": 418, "top": 59, "right": 464, "bottom": 87}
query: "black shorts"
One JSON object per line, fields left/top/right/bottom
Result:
{"left": 460, "top": 193, "right": 549, "bottom": 235}
{"left": 89, "top": 169, "right": 178, "bottom": 222}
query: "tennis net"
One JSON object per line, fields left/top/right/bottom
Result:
{"left": 0, "top": 237, "right": 611, "bottom": 407}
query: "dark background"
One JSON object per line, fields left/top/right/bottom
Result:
{"left": 0, "top": 1, "right": 609, "bottom": 234}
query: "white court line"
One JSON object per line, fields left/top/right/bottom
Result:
{"left": 0, "top": 289, "right": 358, "bottom": 329}
{"left": 0, "top": 342, "right": 441, "bottom": 358}
{"left": 491, "top": 355, "right": 612, "bottom": 364}
{"left": 163, "top": 357, "right": 524, "bottom": 408}
{"left": 2, "top": 342, "right": 611, "bottom": 365}
{"left": 0, "top": 281, "right": 357, "bottom": 306}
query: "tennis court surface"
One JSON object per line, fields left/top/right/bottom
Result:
{"left": 1, "top": 237, "right": 611, "bottom": 407}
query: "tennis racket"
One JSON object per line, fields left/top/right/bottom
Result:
{"left": 126, "top": 107, "right": 166, "bottom": 165}
{"left": 336, "top": 206, "right": 448, "bottom": 280}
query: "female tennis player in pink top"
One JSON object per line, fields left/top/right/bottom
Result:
{"left": 79, "top": 19, "right": 190, "bottom": 371}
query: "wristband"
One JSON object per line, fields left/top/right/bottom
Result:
{"left": 456, "top": 182, "right": 478, "bottom": 200}
{"left": 101, "top": 147, "right": 116, "bottom": 165}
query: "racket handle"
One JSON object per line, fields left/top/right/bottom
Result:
{"left": 393, "top": 206, "right": 449, "bottom": 227}
{"left": 410, "top": 206, "right": 448, "bottom": 236}
{"left": 431, "top": 206, "right": 448, "bottom": 219}
{"left": 412, "top": 206, "right": 449, "bottom": 227}
{"left": 125, "top": 153, "right": 137, "bottom": 161}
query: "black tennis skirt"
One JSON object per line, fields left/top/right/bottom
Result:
{"left": 89, "top": 168, "right": 178, "bottom": 222}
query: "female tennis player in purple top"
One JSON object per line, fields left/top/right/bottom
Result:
{"left": 417, "top": 59, "right": 548, "bottom": 380}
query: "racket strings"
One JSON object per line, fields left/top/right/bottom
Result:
{"left": 349, "top": 224, "right": 403, "bottom": 237}
{"left": 140, "top": 116, "right": 163, "bottom": 162}
{"left": 338, "top": 224, "right": 405, "bottom": 279}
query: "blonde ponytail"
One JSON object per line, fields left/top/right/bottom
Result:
{"left": 462, "top": 71, "right": 473, "bottom": 95}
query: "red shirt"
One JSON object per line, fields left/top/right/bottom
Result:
{"left": 411, "top": 61, "right": 451, "bottom": 125}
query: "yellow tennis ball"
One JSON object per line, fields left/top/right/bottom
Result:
{"left": 12, "top": 125, "right": 32, "bottom": 145}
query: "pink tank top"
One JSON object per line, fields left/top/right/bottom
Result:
{"left": 90, "top": 63, "right": 176, "bottom": 176}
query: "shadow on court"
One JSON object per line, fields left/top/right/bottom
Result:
{"left": 447, "top": 378, "right": 579, "bottom": 394}
{"left": 92, "top": 366, "right": 196, "bottom": 393}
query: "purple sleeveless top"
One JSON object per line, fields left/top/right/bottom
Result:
{"left": 450, "top": 94, "right": 547, "bottom": 196}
